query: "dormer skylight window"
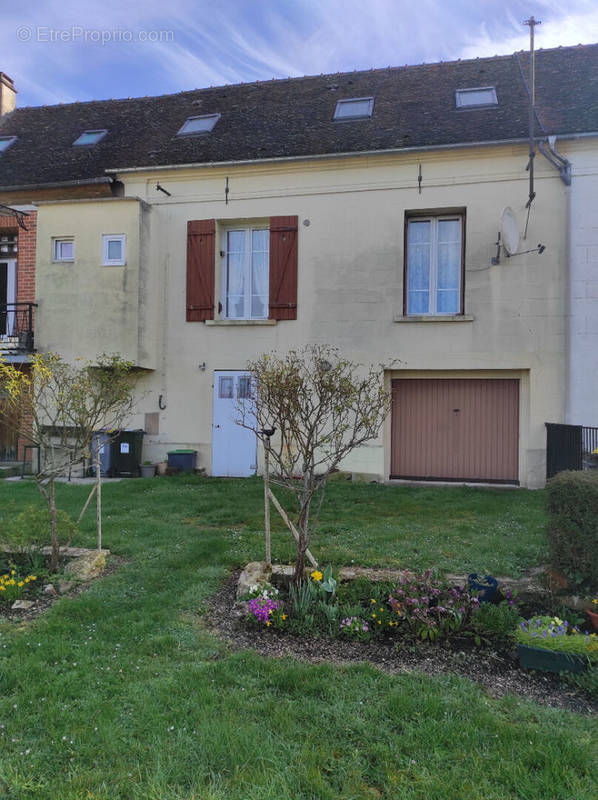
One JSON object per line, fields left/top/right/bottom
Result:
{"left": 177, "top": 114, "right": 221, "bottom": 136}
{"left": 73, "top": 129, "right": 107, "bottom": 147}
{"left": 455, "top": 87, "right": 498, "bottom": 108}
{"left": 333, "top": 97, "right": 374, "bottom": 121}
{"left": 0, "top": 135, "right": 17, "bottom": 153}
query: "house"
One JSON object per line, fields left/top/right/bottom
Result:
{"left": 0, "top": 73, "right": 37, "bottom": 463}
{"left": 0, "top": 44, "right": 597, "bottom": 487}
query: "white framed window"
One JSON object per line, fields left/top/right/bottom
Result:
{"left": 405, "top": 215, "right": 463, "bottom": 315}
{"left": 52, "top": 237, "right": 75, "bottom": 262}
{"left": 102, "top": 234, "right": 126, "bottom": 266}
{"left": 221, "top": 226, "right": 269, "bottom": 320}
{"left": 455, "top": 87, "right": 498, "bottom": 108}
{"left": 334, "top": 97, "right": 374, "bottom": 120}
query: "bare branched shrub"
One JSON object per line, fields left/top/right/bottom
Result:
{"left": 237, "top": 345, "right": 390, "bottom": 581}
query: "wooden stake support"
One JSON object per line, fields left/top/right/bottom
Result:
{"left": 266, "top": 487, "right": 318, "bottom": 569}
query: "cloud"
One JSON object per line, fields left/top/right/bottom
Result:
{"left": 1, "top": 0, "right": 597, "bottom": 106}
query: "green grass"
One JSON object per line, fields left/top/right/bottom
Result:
{"left": 0, "top": 476, "right": 595, "bottom": 799}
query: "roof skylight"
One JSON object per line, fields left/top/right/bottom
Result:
{"left": 0, "top": 135, "right": 17, "bottom": 153}
{"left": 333, "top": 97, "right": 374, "bottom": 121}
{"left": 455, "top": 87, "right": 498, "bottom": 108}
{"left": 73, "top": 129, "right": 108, "bottom": 146}
{"left": 177, "top": 114, "right": 221, "bottom": 136}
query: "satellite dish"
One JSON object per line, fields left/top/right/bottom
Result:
{"left": 500, "top": 207, "right": 520, "bottom": 256}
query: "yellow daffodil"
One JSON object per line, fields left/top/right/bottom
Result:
{"left": 370, "top": 599, "right": 376, "bottom": 604}
{"left": 282, "top": 614, "right": 287, "bottom": 620}
{"left": 310, "top": 570, "right": 323, "bottom": 582}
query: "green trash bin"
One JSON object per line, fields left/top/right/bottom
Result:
{"left": 110, "top": 429, "right": 145, "bottom": 477}
{"left": 167, "top": 449, "right": 197, "bottom": 472}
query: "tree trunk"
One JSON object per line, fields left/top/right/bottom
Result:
{"left": 48, "top": 479, "right": 59, "bottom": 573}
{"left": 293, "top": 492, "right": 312, "bottom": 583}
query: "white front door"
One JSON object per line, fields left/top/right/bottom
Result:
{"left": 212, "top": 371, "right": 257, "bottom": 477}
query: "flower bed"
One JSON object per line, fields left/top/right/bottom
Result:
{"left": 240, "top": 568, "right": 520, "bottom": 646}
{"left": 237, "top": 566, "right": 598, "bottom": 694}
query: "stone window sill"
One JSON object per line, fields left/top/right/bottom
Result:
{"left": 205, "top": 319, "right": 277, "bottom": 326}
{"left": 394, "top": 314, "right": 474, "bottom": 323}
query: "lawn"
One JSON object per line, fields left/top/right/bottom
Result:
{"left": 0, "top": 476, "right": 595, "bottom": 800}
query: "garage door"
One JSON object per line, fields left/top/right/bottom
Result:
{"left": 391, "top": 378, "right": 519, "bottom": 483}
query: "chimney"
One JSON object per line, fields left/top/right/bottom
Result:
{"left": 0, "top": 73, "right": 16, "bottom": 116}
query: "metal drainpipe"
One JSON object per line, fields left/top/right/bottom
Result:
{"left": 538, "top": 137, "right": 572, "bottom": 185}
{"left": 536, "top": 136, "right": 573, "bottom": 423}
{"left": 564, "top": 164, "right": 573, "bottom": 425}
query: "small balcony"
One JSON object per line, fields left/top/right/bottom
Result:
{"left": 0, "top": 303, "right": 37, "bottom": 354}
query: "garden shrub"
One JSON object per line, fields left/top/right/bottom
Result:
{"left": 337, "top": 577, "right": 393, "bottom": 607}
{"left": 0, "top": 504, "right": 78, "bottom": 573}
{"left": 470, "top": 601, "right": 521, "bottom": 643}
{"left": 546, "top": 471, "right": 598, "bottom": 591}
{"left": 388, "top": 569, "right": 479, "bottom": 641}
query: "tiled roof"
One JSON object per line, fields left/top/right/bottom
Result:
{"left": 0, "top": 44, "right": 596, "bottom": 188}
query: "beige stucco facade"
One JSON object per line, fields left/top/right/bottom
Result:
{"left": 34, "top": 142, "right": 573, "bottom": 487}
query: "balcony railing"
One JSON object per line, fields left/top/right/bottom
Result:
{"left": 0, "top": 303, "right": 37, "bottom": 353}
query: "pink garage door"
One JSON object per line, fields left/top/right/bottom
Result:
{"left": 391, "top": 378, "right": 519, "bottom": 483}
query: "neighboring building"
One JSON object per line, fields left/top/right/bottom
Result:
{"left": 0, "top": 45, "right": 596, "bottom": 486}
{"left": 0, "top": 72, "right": 37, "bottom": 462}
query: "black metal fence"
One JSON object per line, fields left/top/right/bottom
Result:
{"left": 546, "top": 422, "right": 598, "bottom": 479}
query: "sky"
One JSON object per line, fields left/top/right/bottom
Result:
{"left": 1, "top": 0, "right": 597, "bottom": 108}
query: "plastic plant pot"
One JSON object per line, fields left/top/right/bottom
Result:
{"left": 467, "top": 573, "right": 499, "bottom": 603}
{"left": 517, "top": 644, "right": 587, "bottom": 674}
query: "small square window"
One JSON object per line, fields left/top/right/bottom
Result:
{"left": 177, "top": 114, "right": 221, "bottom": 136}
{"left": 333, "top": 97, "right": 374, "bottom": 120}
{"left": 102, "top": 234, "right": 126, "bottom": 266}
{"left": 73, "top": 129, "right": 107, "bottom": 146}
{"left": 53, "top": 238, "right": 75, "bottom": 262}
{"left": 0, "top": 136, "right": 17, "bottom": 153}
{"left": 455, "top": 88, "right": 498, "bottom": 108}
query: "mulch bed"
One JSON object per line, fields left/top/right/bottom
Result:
{"left": 204, "top": 570, "right": 597, "bottom": 715}
{"left": 0, "top": 555, "right": 126, "bottom": 623}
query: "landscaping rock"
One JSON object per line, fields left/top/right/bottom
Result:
{"left": 66, "top": 551, "right": 108, "bottom": 581}
{"left": 57, "top": 580, "right": 74, "bottom": 594}
{"left": 271, "top": 564, "right": 295, "bottom": 588}
{"left": 42, "top": 584, "right": 57, "bottom": 596}
{"left": 12, "top": 600, "right": 34, "bottom": 610}
{"left": 236, "top": 561, "right": 271, "bottom": 600}
{"left": 339, "top": 566, "right": 410, "bottom": 583}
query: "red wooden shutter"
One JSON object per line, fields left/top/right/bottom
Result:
{"left": 269, "top": 216, "right": 298, "bottom": 320}
{"left": 186, "top": 219, "right": 215, "bottom": 321}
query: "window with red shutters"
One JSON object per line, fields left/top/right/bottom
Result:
{"left": 186, "top": 216, "right": 298, "bottom": 322}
